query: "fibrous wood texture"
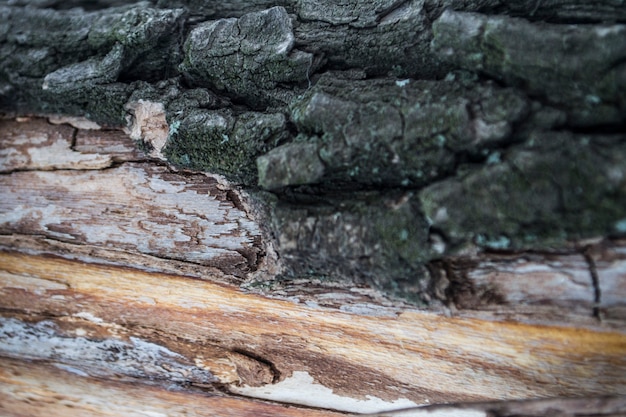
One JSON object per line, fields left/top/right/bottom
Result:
{"left": 1, "top": 117, "right": 626, "bottom": 415}
{"left": 1, "top": 0, "right": 625, "bottom": 415}
{"left": 2, "top": 251, "right": 626, "bottom": 414}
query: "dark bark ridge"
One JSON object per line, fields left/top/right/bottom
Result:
{"left": 1, "top": 0, "right": 625, "bottom": 304}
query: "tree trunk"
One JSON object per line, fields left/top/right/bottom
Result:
{"left": 1, "top": 0, "right": 625, "bottom": 415}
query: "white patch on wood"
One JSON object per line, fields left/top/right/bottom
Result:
{"left": 73, "top": 312, "right": 104, "bottom": 323}
{"left": 48, "top": 115, "right": 102, "bottom": 130}
{"left": 0, "top": 317, "right": 216, "bottom": 384}
{"left": 0, "top": 120, "right": 112, "bottom": 172}
{"left": 124, "top": 100, "right": 169, "bottom": 160}
{"left": 0, "top": 164, "right": 263, "bottom": 272}
{"left": 232, "top": 370, "right": 419, "bottom": 413}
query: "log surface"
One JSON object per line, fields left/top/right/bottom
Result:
{"left": 1, "top": 251, "right": 626, "bottom": 413}
{"left": 1, "top": 117, "right": 626, "bottom": 415}
{"left": 1, "top": 0, "right": 626, "bottom": 414}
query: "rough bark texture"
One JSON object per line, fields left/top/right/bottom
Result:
{"left": 1, "top": 0, "right": 626, "bottom": 415}
{"left": 3, "top": 0, "right": 624, "bottom": 303}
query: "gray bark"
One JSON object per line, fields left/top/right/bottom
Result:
{"left": 1, "top": 0, "right": 625, "bottom": 305}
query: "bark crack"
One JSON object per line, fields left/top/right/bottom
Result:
{"left": 583, "top": 248, "right": 602, "bottom": 321}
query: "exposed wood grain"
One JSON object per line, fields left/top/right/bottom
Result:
{"left": 0, "top": 164, "right": 264, "bottom": 276}
{"left": 0, "top": 118, "right": 112, "bottom": 172}
{"left": 433, "top": 252, "right": 599, "bottom": 326}
{"left": 0, "top": 118, "right": 273, "bottom": 280}
{"left": 1, "top": 251, "right": 625, "bottom": 413}
{"left": 371, "top": 395, "right": 626, "bottom": 417}
{"left": 74, "top": 127, "right": 147, "bottom": 162}
{"left": 0, "top": 357, "right": 340, "bottom": 417}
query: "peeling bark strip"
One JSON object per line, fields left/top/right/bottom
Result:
{"left": 0, "top": 119, "right": 265, "bottom": 278}
{"left": 0, "top": 165, "right": 264, "bottom": 276}
{"left": 1, "top": 252, "right": 626, "bottom": 412}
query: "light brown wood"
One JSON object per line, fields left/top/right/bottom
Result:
{"left": 433, "top": 242, "right": 626, "bottom": 329}
{"left": 1, "top": 251, "right": 625, "bottom": 413}
{"left": 371, "top": 396, "right": 626, "bottom": 417}
{"left": 0, "top": 357, "right": 341, "bottom": 417}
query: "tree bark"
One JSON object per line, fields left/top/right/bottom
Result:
{"left": 1, "top": 0, "right": 625, "bottom": 415}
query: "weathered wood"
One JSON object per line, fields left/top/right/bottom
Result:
{"left": 1, "top": 251, "right": 626, "bottom": 414}
{"left": 1, "top": 0, "right": 626, "bottom": 414}
{"left": 371, "top": 396, "right": 626, "bottom": 417}
{"left": 431, "top": 243, "right": 626, "bottom": 328}
{"left": 0, "top": 357, "right": 341, "bottom": 417}
{"left": 2, "top": 360, "right": 623, "bottom": 417}
{"left": 0, "top": 118, "right": 268, "bottom": 281}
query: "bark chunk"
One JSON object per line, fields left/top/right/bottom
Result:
{"left": 432, "top": 10, "right": 626, "bottom": 126}
{"left": 180, "top": 6, "right": 318, "bottom": 108}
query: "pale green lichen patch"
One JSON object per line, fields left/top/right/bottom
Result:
{"left": 432, "top": 10, "right": 626, "bottom": 126}
{"left": 257, "top": 140, "right": 325, "bottom": 189}
{"left": 164, "top": 109, "right": 288, "bottom": 184}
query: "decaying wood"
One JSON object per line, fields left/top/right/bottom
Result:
{"left": 372, "top": 396, "right": 626, "bottom": 417}
{"left": 0, "top": 357, "right": 341, "bottom": 417}
{"left": 1, "top": 0, "right": 625, "bottom": 414}
{"left": 1, "top": 116, "right": 625, "bottom": 414}
{"left": 1, "top": 251, "right": 626, "bottom": 414}
{"left": 0, "top": 118, "right": 269, "bottom": 281}
{"left": 3, "top": 359, "right": 623, "bottom": 417}
{"left": 431, "top": 241, "right": 626, "bottom": 329}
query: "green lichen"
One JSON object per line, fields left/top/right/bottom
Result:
{"left": 179, "top": 6, "right": 316, "bottom": 109}
{"left": 0, "top": 4, "right": 182, "bottom": 126}
{"left": 432, "top": 10, "right": 626, "bottom": 126}
{"left": 164, "top": 109, "right": 288, "bottom": 185}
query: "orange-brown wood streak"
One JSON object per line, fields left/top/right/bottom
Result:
{"left": 1, "top": 251, "right": 625, "bottom": 407}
